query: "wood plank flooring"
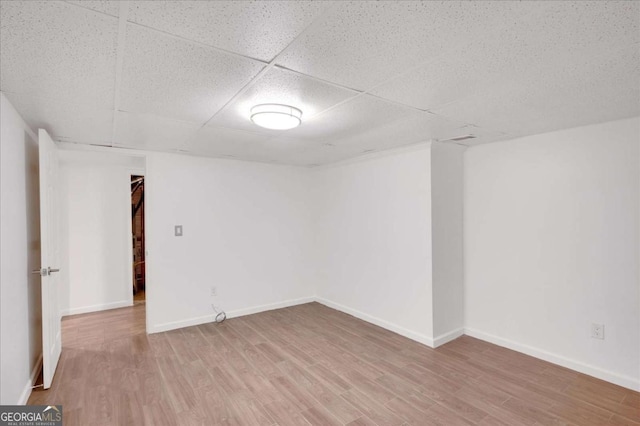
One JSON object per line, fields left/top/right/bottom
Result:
{"left": 28, "top": 302, "right": 639, "bottom": 425}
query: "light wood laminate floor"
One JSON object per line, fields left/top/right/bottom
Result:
{"left": 28, "top": 302, "right": 639, "bottom": 425}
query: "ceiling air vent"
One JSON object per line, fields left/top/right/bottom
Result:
{"left": 444, "top": 134, "right": 477, "bottom": 142}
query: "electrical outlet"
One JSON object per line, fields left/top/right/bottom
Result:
{"left": 174, "top": 225, "right": 183, "bottom": 237}
{"left": 210, "top": 287, "right": 217, "bottom": 297}
{"left": 591, "top": 323, "right": 604, "bottom": 340}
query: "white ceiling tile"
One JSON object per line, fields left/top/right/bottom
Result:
{"left": 273, "top": 143, "right": 366, "bottom": 167}
{"left": 431, "top": 80, "right": 556, "bottom": 136}
{"left": 370, "top": 2, "right": 640, "bottom": 111}
{"left": 0, "top": 0, "right": 118, "bottom": 109}
{"left": 276, "top": 1, "right": 531, "bottom": 91}
{"left": 370, "top": 53, "right": 503, "bottom": 111}
{"left": 4, "top": 93, "right": 114, "bottom": 145}
{"left": 65, "top": 0, "right": 120, "bottom": 17}
{"left": 112, "top": 111, "right": 201, "bottom": 152}
{"left": 432, "top": 40, "right": 640, "bottom": 138}
{"left": 369, "top": 34, "right": 547, "bottom": 111}
{"left": 510, "top": 90, "right": 640, "bottom": 139}
{"left": 323, "top": 111, "right": 508, "bottom": 153}
{"left": 1, "top": 1, "right": 637, "bottom": 165}
{"left": 119, "top": 24, "right": 265, "bottom": 123}
{"left": 209, "top": 66, "right": 358, "bottom": 135}
{"left": 504, "top": 1, "right": 640, "bottom": 53}
{"left": 283, "top": 94, "right": 421, "bottom": 143}
{"left": 127, "top": 1, "right": 328, "bottom": 62}
{"left": 186, "top": 125, "right": 310, "bottom": 163}
{"left": 260, "top": 108, "right": 483, "bottom": 165}
{"left": 327, "top": 113, "right": 442, "bottom": 151}
{"left": 523, "top": 44, "right": 640, "bottom": 111}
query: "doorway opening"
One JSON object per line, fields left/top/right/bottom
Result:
{"left": 131, "top": 175, "right": 145, "bottom": 303}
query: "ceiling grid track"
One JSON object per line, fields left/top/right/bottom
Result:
{"left": 63, "top": 0, "right": 474, "bottom": 146}
{"left": 3, "top": 1, "right": 637, "bottom": 164}
{"left": 110, "top": 0, "right": 130, "bottom": 147}
{"left": 180, "top": 1, "right": 344, "bottom": 149}
{"left": 206, "top": 1, "right": 343, "bottom": 124}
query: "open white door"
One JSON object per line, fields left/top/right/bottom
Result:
{"left": 37, "top": 129, "right": 62, "bottom": 389}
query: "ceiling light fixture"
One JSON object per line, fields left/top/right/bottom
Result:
{"left": 250, "top": 104, "right": 302, "bottom": 130}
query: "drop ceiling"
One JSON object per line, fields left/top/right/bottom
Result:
{"left": 1, "top": 1, "right": 638, "bottom": 166}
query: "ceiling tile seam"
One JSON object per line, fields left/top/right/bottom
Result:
{"left": 0, "top": 53, "right": 472, "bottom": 150}
{"left": 308, "top": 53, "right": 487, "bottom": 126}
{"left": 60, "top": 1, "right": 465, "bottom": 141}
{"left": 203, "top": 122, "right": 295, "bottom": 139}
{"left": 292, "top": 84, "right": 439, "bottom": 133}
{"left": 275, "top": 36, "right": 637, "bottom": 138}
{"left": 61, "top": 0, "right": 118, "bottom": 19}
{"left": 264, "top": 1, "right": 343, "bottom": 64}
{"left": 198, "top": 0, "right": 345, "bottom": 124}
{"left": 56, "top": 0, "right": 428, "bottom": 124}
{"left": 115, "top": 108, "right": 208, "bottom": 127}
{"left": 52, "top": 1, "right": 637, "bottom": 154}
{"left": 265, "top": 9, "right": 506, "bottom": 119}
{"left": 272, "top": 64, "right": 364, "bottom": 95}
{"left": 313, "top": 140, "right": 434, "bottom": 171}
{"left": 325, "top": 113, "right": 438, "bottom": 150}
{"left": 124, "top": 20, "right": 270, "bottom": 67}
{"left": 178, "top": 64, "right": 271, "bottom": 151}
{"left": 267, "top": 66, "right": 449, "bottom": 132}
{"left": 110, "top": 0, "right": 130, "bottom": 148}
{"left": 0, "top": 90, "right": 117, "bottom": 115}
{"left": 110, "top": 142, "right": 186, "bottom": 155}
{"left": 0, "top": 89, "right": 121, "bottom": 146}
{"left": 422, "top": 83, "right": 545, "bottom": 135}
{"left": 36, "top": 1, "right": 121, "bottom": 147}
{"left": 108, "top": 142, "right": 194, "bottom": 158}
{"left": 180, "top": 1, "right": 343, "bottom": 149}
{"left": 291, "top": 5, "right": 639, "bottom": 127}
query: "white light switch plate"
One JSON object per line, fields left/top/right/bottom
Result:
{"left": 175, "top": 225, "right": 183, "bottom": 237}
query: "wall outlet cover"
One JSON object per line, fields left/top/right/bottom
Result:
{"left": 175, "top": 225, "right": 183, "bottom": 237}
{"left": 591, "top": 323, "right": 605, "bottom": 340}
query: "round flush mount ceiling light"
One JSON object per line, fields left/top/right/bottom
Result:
{"left": 250, "top": 104, "right": 302, "bottom": 130}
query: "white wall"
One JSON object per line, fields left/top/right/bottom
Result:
{"left": 464, "top": 117, "right": 640, "bottom": 390}
{"left": 431, "top": 142, "right": 465, "bottom": 344}
{"left": 312, "top": 146, "right": 435, "bottom": 345}
{"left": 145, "top": 153, "right": 314, "bottom": 333}
{"left": 10, "top": 110, "right": 636, "bottom": 398}
{"left": 58, "top": 150, "right": 144, "bottom": 316}
{"left": 0, "top": 93, "right": 42, "bottom": 404}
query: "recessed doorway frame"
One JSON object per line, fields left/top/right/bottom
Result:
{"left": 130, "top": 174, "right": 146, "bottom": 303}
{"left": 127, "top": 167, "right": 146, "bottom": 315}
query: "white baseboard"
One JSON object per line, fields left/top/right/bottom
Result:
{"left": 61, "top": 300, "right": 132, "bottom": 317}
{"left": 315, "top": 297, "right": 435, "bottom": 348}
{"left": 433, "top": 327, "right": 465, "bottom": 348}
{"left": 130, "top": 293, "right": 640, "bottom": 391}
{"left": 226, "top": 296, "right": 315, "bottom": 319}
{"left": 464, "top": 327, "right": 640, "bottom": 392}
{"left": 148, "top": 296, "right": 316, "bottom": 334}
{"left": 18, "top": 353, "right": 43, "bottom": 405}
